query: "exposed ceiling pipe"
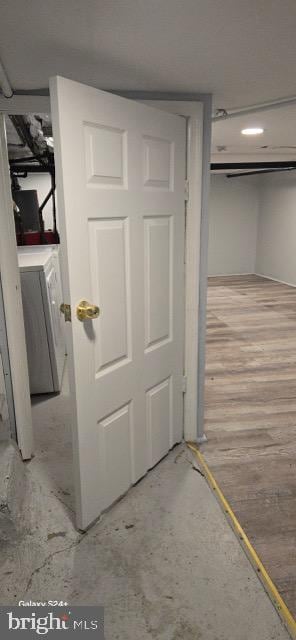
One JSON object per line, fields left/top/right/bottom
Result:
{"left": 226, "top": 167, "right": 296, "bottom": 178}
{"left": 211, "top": 161, "right": 296, "bottom": 170}
{"left": 213, "top": 95, "right": 296, "bottom": 122}
{"left": 0, "top": 58, "right": 13, "bottom": 98}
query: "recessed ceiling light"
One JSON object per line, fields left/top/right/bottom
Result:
{"left": 241, "top": 127, "right": 264, "bottom": 136}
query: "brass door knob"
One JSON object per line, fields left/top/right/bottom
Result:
{"left": 77, "top": 300, "right": 100, "bottom": 322}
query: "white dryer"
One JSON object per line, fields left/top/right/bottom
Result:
{"left": 18, "top": 246, "right": 66, "bottom": 394}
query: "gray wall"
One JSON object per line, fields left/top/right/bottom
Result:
{"left": 256, "top": 172, "right": 296, "bottom": 286}
{"left": 208, "top": 174, "right": 259, "bottom": 276}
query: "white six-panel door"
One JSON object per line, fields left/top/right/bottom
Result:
{"left": 50, "top": 77, "right": 186, "bottom": 529}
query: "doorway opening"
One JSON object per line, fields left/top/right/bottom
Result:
{"left": 6, "top": 112, "right": 74, "bottom": 517}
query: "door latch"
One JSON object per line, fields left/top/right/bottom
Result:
{"left": 60, "top": 303, "right": 71, "bottom": 322}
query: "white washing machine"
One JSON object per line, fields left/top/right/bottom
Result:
{"left": 18, "top": 245, "right": 66, "bottom": 394}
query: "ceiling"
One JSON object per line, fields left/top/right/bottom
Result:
{"left": 1, "top": 0, "right": 296, "bottom": 110}
{"left": 212, "top": 103, "right": 296, "bottom": 162}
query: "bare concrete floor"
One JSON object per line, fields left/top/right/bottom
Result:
{"left": 0, "top": 371, "right": 290, "bottom": 639}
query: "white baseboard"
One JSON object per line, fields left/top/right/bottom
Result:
{"left": 208, "top": 272, "right": 254, "bottom": 278}
{"left": 255, "top": 272, "right": 296, "bottom": 289}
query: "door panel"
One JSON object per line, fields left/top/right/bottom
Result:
{"left": 143, "top": 135, "right": 173, "bottom": 190}
{"left": 144, "top": 215, "right": 172, "bottom": 350}
{"left": 99, "top": 402, "right": 133, "bottom": 510}
{"left": 146, "top": 377, "right": 172, "bottom": 467}
{"left": 85, "top": 123, "right": 127, "bottom": 188}
{"left": 88, "top": 218, "right": 131, "bottom": 374}
{"left": 50, "top": 77, "right": 186, "bottom": 529}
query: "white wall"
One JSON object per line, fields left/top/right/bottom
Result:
{"left": 256, "top": 172, "right": 296, "bottom": 286}
{"left": 208, "top": 174, "right": 259, "bottom": 276}
{"left": 208, "top": 171, "right": 296, "bottom": 285}
{"left": 18, "top": 173, "right": 55, "bottom": 231}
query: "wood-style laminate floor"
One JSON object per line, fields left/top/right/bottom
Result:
{"left": 202, "top": 274, "right": 296, "bottom": 619}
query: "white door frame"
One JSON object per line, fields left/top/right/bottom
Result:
{"left": 0, "top": 90, "right": 212, "bottom": 445}
{"left": 0, "top": 114, "right": 33, "bottom": 459}
{"left": 120, "top": 92, "right": 212, "bottom": 443}
{"left": 0, "top": 275, "right": 17, "bottom": 440}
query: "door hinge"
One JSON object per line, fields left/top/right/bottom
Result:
{"left": 60, "top": 303, "right": 71, "bottom": 322}
{"left": 182, "top": 375, "right": 187, "bottom": 393}
{"left": 184, "top": 179, "right": 189, "bottom": 202}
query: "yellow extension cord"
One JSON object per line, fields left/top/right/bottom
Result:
{"left": 187, "top": 442, "right": 296, "bottom": 640}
